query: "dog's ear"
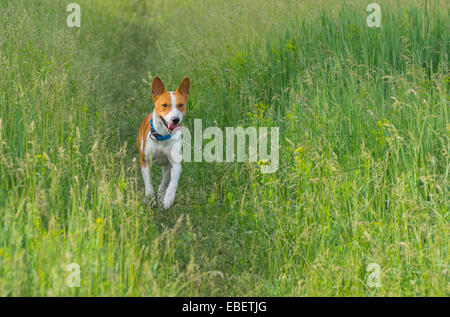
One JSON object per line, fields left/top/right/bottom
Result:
{"left": 177, "top": 77, "right": 190, "bottom": 99}
{"left": 151, "top": 77, "right": 165, "bottom": 99}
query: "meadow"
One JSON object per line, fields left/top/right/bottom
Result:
{"left": 0, "top": 0, "right": 448, "bottom": 296}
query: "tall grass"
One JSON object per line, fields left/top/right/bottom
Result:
{"left": 0, "top": 0, "right": 448, "bottom": 296}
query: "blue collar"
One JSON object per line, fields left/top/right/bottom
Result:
{"left": 150, "top": 118, "right": 172, "bottom": 141}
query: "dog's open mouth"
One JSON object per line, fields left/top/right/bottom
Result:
{"left": 168, "top": 123, "right": 181, "bottom": 133}
{"left": 160, "top": 116, "right": 181, "bottom": 134}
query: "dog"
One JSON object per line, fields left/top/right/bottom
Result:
{"left": 137, "top": 77, "right": 190, "bottom": 209}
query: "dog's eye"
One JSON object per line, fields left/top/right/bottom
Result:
{"left": 178, "top": 103, "right": 184, "bottom": 108}
{"left": 162, "top": 104, "right": 168, "bottom": 108}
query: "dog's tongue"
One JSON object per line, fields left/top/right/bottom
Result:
{"left": 168, "top": 123, "right": 180, "bottom": 132}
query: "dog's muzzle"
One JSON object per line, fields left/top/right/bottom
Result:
{"left": 160, "top": 115, "right": 181, "bottom": 134}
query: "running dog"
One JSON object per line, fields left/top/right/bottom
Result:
{"left": 137, "top": 77, "right": 190, "bottom": 209}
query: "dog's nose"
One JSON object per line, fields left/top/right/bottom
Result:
{"left": 172, "top": 117, "right": 180, "bottom": 124}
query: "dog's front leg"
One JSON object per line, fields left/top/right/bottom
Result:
{"left": 158, "top": 165, "right": 171, "bottom": 203}
{"left": 141, "top": 162, "right": 154, "bottom": 200}
{"left": 163, "top": 163, "right": 181, "bottom": 209}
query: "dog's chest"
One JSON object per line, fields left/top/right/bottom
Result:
{"left": 145, "top": 132, "right": 181, "bottom": 166}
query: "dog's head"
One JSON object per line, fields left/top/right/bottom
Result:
{"left": 151, "top": 77, "right": 190, "bottom": 134}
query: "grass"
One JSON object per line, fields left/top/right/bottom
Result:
{"left": 0, "top": 0, "right": 448, "bottom": 296}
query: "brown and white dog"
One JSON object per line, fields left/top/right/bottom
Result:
{"left": 137, "top": 77, "right": 190, "bottom": 209}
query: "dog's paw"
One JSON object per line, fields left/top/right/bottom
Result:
{"left": 157, "top": 188, "right": 166, "bottom": 204}
{"left": 144, "top": 192, "right": 156, "bottom": 207}
{"left": 163, "top": 191, "right": 176, "bottom": 209}
{"left": 144, "top": 185, "right": 154, "bottom": 198}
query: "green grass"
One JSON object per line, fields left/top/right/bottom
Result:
{"left": 0, "top": 0, "right": 448, "bottom": 296}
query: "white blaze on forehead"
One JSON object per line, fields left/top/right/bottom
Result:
{"left": 167, "top": 91, "right": 183, "bottom": 122}
{"left": 168, "top": 91, "right": 177, "bottom": 107}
